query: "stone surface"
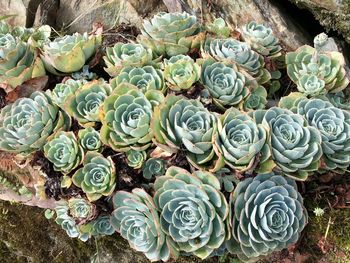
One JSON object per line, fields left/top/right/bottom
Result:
{"left": 289, "top": 0, "right": 350, "bottom": 43}
{"left": 56, "top": 0, "right": 166, "bottom": 33}
{"left": 0, "top": 0, "right": 27, "bottom": 26}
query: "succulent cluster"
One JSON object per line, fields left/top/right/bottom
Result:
{"left": 1, "top": 11, "right": 350, "bottom": 263}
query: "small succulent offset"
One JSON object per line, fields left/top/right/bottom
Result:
{"left": 0, "top": 33, "right": 45, "bottom": 92}
{"left": 205, "top": 18, "right": 230, "bottom": 38}
{"left": 91, "top": 215, "right": 115, "bottom": 236}
{"left": 44, "top": 131, "right": 84, "bottom": 174}
{"left": 111, "top": 65, "right": 165, "bottom": 93}
{"left": 241, "top": 21, "right": 282, "bottom": 58}
{"left": 138, "top": 12, "right": 203, "bottom": 57}
{"left": 104, "top": 42, "right": 154, "bottom": 76}
{"left": 154, "top": 166, "right": 229, "bottom": 259}
{"left": 200, "top": 58, "right": 250, "bottom": 109}
{"left": 286, "top": 33, "right": 349, "bottom": 95}
{"left": 72, "top": 152, "right": 116, "bottom": 201}
{"left": 227, "top": 173, "right": 308, "bottom": 262}
{"left": 242, "top": 85, "right": 268, "bottom": 111}
{"left": 78, "top": 127, "right": 102, "bottom": 152}
{"left": 163, "top": 55, "right": 200, "bottom": 91}
{"left": 126, "top": 150, "right": 147, "bottom": 169}
{"left": 214, "top": 168, "right": 237, "bottom": 192}
{"left": 0, "top": 91, "right": 70, "bottom": 154}
{"left": 142, "top": 158, "right": 165, "bottom": 179}
{"left": 66, "top": 79, "right": 112, "bottom": 125}
{"left": 55, "top": 199, "right": 95, "bottom": 241}
{"left": 48, "top": 79, "right": 83, "bottom": 108}
{"left": 202, "top": 38, "right": 270, "bottom": 84}
{"left": 326, "top": 91, "right": 350, "bottom": 111}
{"left": 262, "top": 107, "right": 322, "bottom": 180}
{"left": 100, "top": 84, "right": 162, "bottom": 152}
{"left": 41, "top": 32, "right": 101, "bottom": 75}
{"left": 152, "top": 95, "right": 217, "bottom": 169}
{"left": 214, "top": 109, "right": 269, "bottom": 172}
{"left": 295, "top": 98, "right": 350, "bottom": 172}
{"left": 111, "top": 188, "right": 175, "bottom": 262}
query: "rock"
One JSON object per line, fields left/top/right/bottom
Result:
{"left": 56, "top": 0, "right": 166, "bottom": 33}
{"left": 288, "top": 0, "right": 350, "bottom": 43}
{"left": 163, "top": 0, "right": 310, "bottom": 50}
{"left": 0, "top": 0, "right": 27, "bottom": 27}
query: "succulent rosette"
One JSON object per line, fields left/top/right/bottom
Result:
{"left": 72, "top": 152, "right": 116, "bottom": 201}
{"left": 201, "top": 58, "right": 250, "bottom": 109}
{"left": 0, "top": 33, "right": 46, "bottom": 92}
{"left": 142, "top": 157, "right": 165, "bottom": 179}
{"left": 205, "top": 18, "right": 230, "bottom": 38}
{"left": 154, "top": 166, "right": 229, "bottom": 259}
{"left": 262, "top": 107, "right": 322, "bottom": 180}
{"left": 44, "top": 131, "right": 84, "bottom": 174}
{"left": 110, "top": 65, "right": 165, "bottom": 93}
{"left": 78, "top": 127, "right": 102, "bottom": 152}
{"left": 126, "top": 150, "right": 147, "bottom": 169}
{"left": 214, "top": 108, "right": 269, "bottom": 172}
{"left": 286, "top": 44, "right": 349, "bottom": 94}
{"left": 241, "top": 21, "right": 282, "bottom": 58}
{"left": 68, "top": 198, "right": 95, "bottom": 221}
{"left": 0, "top": 91, "right": 70, "bottom": 154}
{"left": 111, "top": 188, "right": 175, "bottom": 262}
{"left": 104, "top": 43, "right": 154, "bottom": 76}
{"left": 91, "top": 215, "right": 115, "bottom": 236}
{"left": 66, "top": 79, "right": 112, "bottom": 125}
{"left": 242, "top": 85, "right": 268, "bottom": 111}
{"left": 138, "top": 11, "right": 203, "bottom": 57}
{"left": 202, "top": 38, "right": 270, "bottom": 84}
{"left": 48, "top": 79, "right": 83, "bottom": 108}
{"left": 152, "top": 95, "right": 217, "bottom": 169}
{"left": 227, "top": 173, "right": 308, "bottom": 262}
{"left": 326, "top": 91, "right": 350, "bottom": 110}
{"left": 295, "top": 98, "right": 350, "bottom": 172}
{"left": 163, "top": 55, "right": 200, "bottom": 91}
{"left": 41, "top": 32, "right": 101, "bottom": 75}
{"left": 100, "top": 84, "right": 163, "bottom": 152}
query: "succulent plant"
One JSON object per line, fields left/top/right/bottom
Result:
{"left": 68, "top": 198, "right": 95, "bottom": 220}
{"left": 326, "top": 91, "right": 350, "bottom": 111}
{"left": 78, "top": 127, "right": 102, "bottom": 152}
{"left": 200, "top": 58, "right": 250, "bottom": 109}
{"left": 152, "top": 95, "right": 217, "bottom": 169}
{"left": 214, "top": 108, "right": 269, "bottom": 172}
{"left": 12, "top": 24, "right": 51, "bottom": 47}
{"left": 205, "top": 18, "right": 230, "bottom": 38}
{"left": 71, "top": 65, "right": 97, "bottom": 81}
{"left": 111, "top": 188, "right": 175, "bottom": 261}
{"left": 241, "top": 21, "right": 282, "bottom": 58}
{"left": 100, "top": 84, "right": 163, "bottom": 152}
{"left": 154, "top": 166, "right": 229, "bottom": 259}
{"left": 41, "top": 32, "right": 101, "bottom": 75}
{"left": 44, "top": 131, "right": 84, "bottom": 174}
{"left": 142, "top": 157, "right": 165, "bottom": 179}
{"left": 0, "top": 91, "right": 70, "bottom": 154}
{"left": 227, "top": 173, "right": 308, "bottom": 262}
{"left": 126, "top": 150, "right": 147, "bottom": 169}
{"left": 48, "top": 79, "right": 83, "bottom": 108}
{"left": 286, "top": 44, "right": 349, "bottom": 95}
{"left": 163, "top": 55, "right": 200, "bottom": 91}
{"left": 242, "top": 85, "right": 268, "bottom": 111}
{"left": 0, "top": 33, "right": 46, "bottom": 92}
{"left": 138, "top": 12, "right": 203, "bottom": 57}
{"left": 262, "top": 107, "right": 322, "bottom": 180}
{"left": 110, "top": 65, "right": 165, "bottom": 93}
{"left": 295, "top": 98, "right": 350, "bottom": 172}
{"left": 55, "top": 199, "right": 95, "bottom": 241}
{"left": 91, "top": 215, "right": 115, "bottom": 236}
{"left": 66, "top": 79, "right": 112, "bottom": 125}
{"left": 72, "top": 152, "right": 116, "bottom": 201}
{"left": 104, "top": 43, "right": 154, "bottom": 76}
{"left": 202, "top": 38, "right": 271, "bottom": 84}
{"left": 0, "top": 21, "right": 9, "bottom": 34}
